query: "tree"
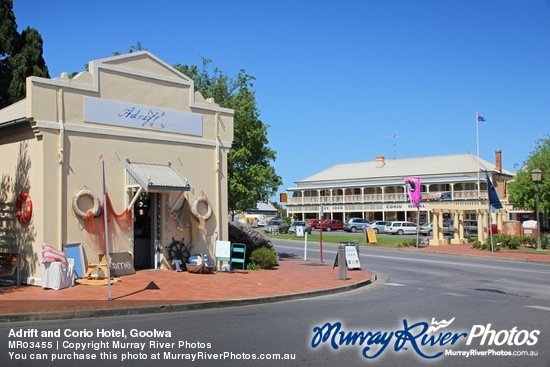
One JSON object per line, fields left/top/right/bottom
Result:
{"left": 507, "top": 136, "right": 550, "bottom": 215}
{"left": 0, "top": 0, "right": 49, "bottom": 109}
{"left": 174, "top": 58, "right": 282, "bottom": 217}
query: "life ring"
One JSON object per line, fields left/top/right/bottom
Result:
{"left": 72, "top": 189, "right": 102, "bottom": 218}
{"left": 191, "top": 194, "right": 212, "bottom": 221}
{"left": 15, "top": 192, "right": 33, "bottom": 224}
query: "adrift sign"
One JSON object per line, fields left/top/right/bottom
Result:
{"left": 84, "top": 97, "right": 203, "bottom": 136}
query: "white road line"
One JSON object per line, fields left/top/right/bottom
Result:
{"left": 275, "top": 245, "right": 550, "bottom": 275}
{"left": 525, "top": 306, "right": 550, "bottom": 312}
{"left": 444, "top": 293, "right": 466, "bottom": 297}
{"left": 384, "top": 283, "right": 406, "bottom": 287}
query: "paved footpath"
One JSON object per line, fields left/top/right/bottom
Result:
{"left": 1, "top": 243, "right": 549, "bottom": 322}
{"left": 0, "top": 257, "right": 373, "bottom": 322}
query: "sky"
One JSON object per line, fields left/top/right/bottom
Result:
{"left": 13, "top": 0, "right": 550, "bottom": 199}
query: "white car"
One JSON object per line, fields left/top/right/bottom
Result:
{"left": 367, "top": 221, "right": 388, "bottom": 234}
{"left": 384, "top": 221, "right": 418, "bottom": 235}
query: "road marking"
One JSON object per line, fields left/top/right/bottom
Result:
{"left": 525, "top": 305, "right": 550, "bottom": 312}
{"left": 275, "top": 244, "right": 550, "bottom": 275}
{"left": 444, "top": 293, "right": 466, "bottom": 297}
{"left": 384, "top": 282, "right": 406, "bottom": 287}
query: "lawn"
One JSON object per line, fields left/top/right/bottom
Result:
{"left": 266, "top": 232, "right": 413, "bottom": 247}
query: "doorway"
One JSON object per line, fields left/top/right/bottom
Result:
{"left": 133, "top": 192, "right": 159, "bottom": 270}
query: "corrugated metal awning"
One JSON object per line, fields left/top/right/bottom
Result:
{"left": 124, "top": 157, "right": 191, "bottom": 192}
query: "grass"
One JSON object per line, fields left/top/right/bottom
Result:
{"left": 267, "top": 232, "right": 412, "bottom": 247}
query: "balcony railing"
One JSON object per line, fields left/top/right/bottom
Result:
{"left": 288, "top": 190, "right": 485, "bottom": 205}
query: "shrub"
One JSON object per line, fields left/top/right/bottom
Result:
{"left": 249, "top": 247, "right": 278, "bottom": 269}
{"left": 246, "top": 262, "right": 262, "bottom": 271}
{"left": 228, "top": 222, "right": 275, "bottom": 265}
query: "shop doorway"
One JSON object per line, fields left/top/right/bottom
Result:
{"left": 133, "top": 192, "right": 159, "bottom": 270}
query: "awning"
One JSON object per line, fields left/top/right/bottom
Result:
{"left": 124, "top": 157, "right": 191, "bottom": 192}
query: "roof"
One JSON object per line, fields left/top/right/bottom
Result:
{"left": 124, "top": 158, "right": 191, "bottom": 192}
{"left": 291, "top": 153, "right": 514, "bottom": 189}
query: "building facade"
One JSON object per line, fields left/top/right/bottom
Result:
{"left": 286, "top": 152, "right": 514, "bottom": 245}
{"left": 0, "top": 52, "right": 234, "bottom": 284}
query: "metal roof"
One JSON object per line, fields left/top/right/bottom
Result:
{"left": 292, "top": 153, "right": 514, "bottom": 189}
{"left": 124, "top": 158, "right": 191, "bottom": 192}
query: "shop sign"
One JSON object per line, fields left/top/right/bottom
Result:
{"left": 421, "top": 191, "right": 452, "bottom": 201}
{"left": 84, "top": 97, "right": 203, "bottom": 136}
{"left": 386, "top": 203, "right": 427, "bottom": 210}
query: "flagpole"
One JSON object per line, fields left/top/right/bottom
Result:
{"left": 100, "top": 154, "right": 113, "bottom": 301}
{"left": 476, "top": 112, "right": 481, "bottom": 199}
{"left": 416, "top": 207, "right": 420, "bottom": 248}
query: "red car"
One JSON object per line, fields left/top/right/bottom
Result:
{"left": 320, "top": 219, "right": 344, "bottom": 231}
{"left": 308, "top": 219, "right": 321, "bottom": 229}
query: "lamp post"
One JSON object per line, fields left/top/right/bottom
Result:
{"left": 531, "top": 168, "right": 543, "bottom": 251}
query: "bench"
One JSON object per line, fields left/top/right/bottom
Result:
{"left": 0, "top": 252, "right": 20, "bottom": 285}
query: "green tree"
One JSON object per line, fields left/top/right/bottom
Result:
{"left": 508, "top": 136, "right": 550, "bottom": 214}
{"left": 174, "top": 58, "right": 282, "bottom": 217}
{"left": 0, "top": 0, "right": 49, "bottom": 109}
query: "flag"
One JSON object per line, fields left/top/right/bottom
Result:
{"left": 485, "top": 171, "right": 503, "bottom": 210}
{"left": 404, "top": 177, "right": 421, "bottom": 208}
{"left": 477, "top": 113, "right": 486, "bottom": 122}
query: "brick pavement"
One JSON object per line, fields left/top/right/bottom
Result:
{"left": 1, "top": 243, "right": 549, "bottom": 322}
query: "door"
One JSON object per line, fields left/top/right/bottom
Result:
{"left": 133, "top": 192, "right": 158, "bottom": 270}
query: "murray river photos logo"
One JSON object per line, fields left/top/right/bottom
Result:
{"left": 310, "top": 318, "right": 540, "bottom": 360}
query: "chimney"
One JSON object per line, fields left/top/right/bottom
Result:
{"left": 375, "top": 155, "right": 385, "bottom": 168}
{"left": 495, "top": 150, "right": 502, "bottom": 173}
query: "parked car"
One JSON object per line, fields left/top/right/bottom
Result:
{"left": 319, "top": 219, "right": 345, "bottom": 231}
{"left": 463, "top": 220, "right": 497, "bottom": 236}
{"left": 366, "top": 221, "right": 388, "bottom": 234}
{"left": 237, "top": 214, "right": 267, "bottom": 226}
{"left": 308, "top": 219, "right": 321, "bottom": 229}
{"left": 385, "top": 221, "right": 418, "bottom": 235}
{"left": 419, "top": 222, "right": 454, "bottom": 236}
{"left": 343, "top": 218, "right": 370, "bottom": 232}
{"left": 263, "top": 219, "right": 290, "bottom": 234}
{"left": 288, "top": 221, "right": 312, "bottom": 234}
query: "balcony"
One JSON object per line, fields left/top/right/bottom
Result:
{"left": 287, "top": 190, "right": 485, "bottom": 205}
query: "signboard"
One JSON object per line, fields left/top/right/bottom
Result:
{"left": 344, "top": 246, "right": 361, "bottom": 269}
{"left": 215, "top": 240, "right": 231, "bottom": 260}
{"left": 334, "top": 242, "right": 362, "bottom": 270}
{"left": 366, "top": 229, "right": 377, "bottom": 244}
{"left": 280, "top": 193, "right": 288, "bottom": 203}
{"left": 271, "top": 226, "right": 280, "bottom": 236}
{"left": 84, "top": 97, "right": 203, "bottom": 136}
{"left": 100, "top": 252, "right": 135, "bottom": 276}
{"left": 296, "top": 226, "right": 304, "bottom": 237}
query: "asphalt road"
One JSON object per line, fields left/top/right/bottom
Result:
{"left": 1, "top": 239, "right": 549, "bottom": 367}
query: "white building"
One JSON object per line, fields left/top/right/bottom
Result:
{"left": 286, "top": 152, "right": 514, "bottom": 245}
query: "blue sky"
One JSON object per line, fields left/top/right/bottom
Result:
{"left": 13, "top": 0, "right": 550, "bottom": 199}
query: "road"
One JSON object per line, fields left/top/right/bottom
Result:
{"left": 1, "top": 239, "right": 549, "bottom": 367}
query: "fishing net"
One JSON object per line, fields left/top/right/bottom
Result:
{"left": 83, "top": 192, "right": 133, "bottom": 254}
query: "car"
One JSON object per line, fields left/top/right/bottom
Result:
{"left": 263, "top": 219, "right": 290, "bottom": 234}
{"left": 319, "top": 219, "right": 345, "bottom": 231}
{"left": 384, "top": 221, "right": 418, "bottom": 235}
{"left": 463, "top": 220, "right": 497, "bottom": 236}
{"left": 343, "top": 218, "right": 370, "bottom": 232}
{"left": 288, "top": 221, "right": 312, "bottom": 234}
{"left": 366, "top": 221, "right": 388, "bottom": 234}
{"left": 237, "top": 214, "right": 267, "bottom": 226}
{"left": 419, "top": 222, "right": 454, "bottom": 236}
{"left": 308, "top": 219, "right": 321, "bottom": 229}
